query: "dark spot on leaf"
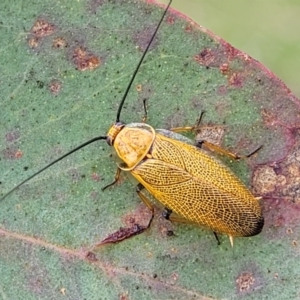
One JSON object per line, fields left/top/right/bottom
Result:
{"left": 286, "top": 227, "right": 293, "bottom": 234}
{"left": 27, "top": 19, "right": 56, "bottom": 50}
{"left": 236, "top": 272, "right": 256, "bottom": 293}
{"left": 119, "top": 292, "right": 129, "bottom": 300}
{"left": 217, "top": 85, "right": 228, "bottom": 96}
{"left": 220, "top": 63, "right": 229, "bottom": 75}
{"left": 235, "top": 263, "right": 264, "bottom": 295}
{"left": 70, "top": 46, "right": 101, "bottom": 71}
{"left": 136, "top": 84, "right": 142, "bottom": 92}
{"left": 122, "top": 204, "right": 153, "bottom": 228}
{"left": 169, "top": 273, "right": 179, "bottom": 284}
{"left": 164, "top": 109, "right": 189, "bottom": 129}
{"left": 52, "top": 37, "right": 68, "bottom": 49}
{"left": 253, "top": 166, "right": 278, "bottom": 194}
{"left": 86, "top": 251, "right": 98, "bottom": 262}
{"left": 195, "top": 125, "right": 225, "bottom": 146}
{"left": 223, "top": 42, "right": 240, "bottom": 60}
{"left": 91, "top": 172, "right": 101, "bottom": 182}
{"left": 134, "top": 26, "right": 159, "bottom": 52}
{"left": 184, "top": 23, "right": 193, "bottom": 33}
{"left": 87, "top": 0, "right": 106, "bottom": 14}
{"left": 166, "top": 230, "right": 174, "bottom": 236}
{"left": 194, "top": 48, "right": 216, "bottom": 67}
{"left": 229, "top": 72, "right": 243, "bottom": 88}
{"left": 48, "top": 79, "right": 62, "bottom": 95}
{"left": 36, "top": 80, "right": 44, "bottom": 88}
{"left": 68, "top": 168, "right": 81, "bottom": 183}
{"left": 89, "top": 191, "right": 99, "bottom": 200}
{"left": 262, "top": 197, "right": 300, "bottom": 240}
{"left": 166, "top": 15, "right": 175, "bottom": 25}
{"left": 5, "top": 130, "right": 20, "bottom": 142}
{"left": 28, "top": 37, "right": 39, "bottom": 49}
{"left": 31, "top": 19, "right": 56, "bottom": 37}
{"left": 253, "top": 140, "right": 300, "bottom": 203}
{"left": 2, "top": 147, "right": 23, "bottom": 160}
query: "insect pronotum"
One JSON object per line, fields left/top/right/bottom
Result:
{"left": 1, "top": 0, "right": 263, "bottom": 247}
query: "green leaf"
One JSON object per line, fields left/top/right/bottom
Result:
{"left": 1, "top": 0, "right": 300, "bottom": 299}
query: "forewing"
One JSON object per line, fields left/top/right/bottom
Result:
{"left": 132, "top": 158, "right": 262, "bottom": 237}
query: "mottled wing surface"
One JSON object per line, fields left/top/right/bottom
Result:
{"left": 131, "top": 134, "right": 263, "bottom": 237}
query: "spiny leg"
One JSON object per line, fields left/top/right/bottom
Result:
{"left": 142, "top": 98, "right": 148, "bottom": 122}
{"left": 213, "top": 232, "right": 221, "bottom": 245}
{"left": 162, "top": 207, "right": 190, "bottom": 223}
{"left": 170, "top": 111, "right": 262, "bottom": 160}
{"left": 101, "top": 167, "right": 122, "bottom": 191}
{"left": 196, "top": 111, "right": 262, "bottom": 159}
{"left": 162, "top": 207, "right": 222, "bottom": 246}
{"left": 215, "top": 232, "right": 235, "bottom": 247}
{"left": 136, "top": 183, "right": 154, "bottom": 229}
{"left": 196, "top": 140, "right": 262, "bottom": 160}
{"left": 162, "top": 207, "right": 172, "bottom": 220}
{"left": 170, "top": 111, "right": 205, "bottom": 134}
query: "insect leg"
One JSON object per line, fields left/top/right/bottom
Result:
{"left": 169, "top": 111, "right": 205, "bottom": 134}
{"left": 136, "top": 183, "right": 154, "bottom": 229}
{"left": 162, "top": 209, "right": 197, "bottom": 224}
{"left": 170, "top": 126, "right": 261, "bottom": 160}
{"left": 162, "top": 207, "right": 172, "bottom": 220}
{"left": 171, "top": 110, "right": 262, "bottom": 159}
{"left": 213, "top": 232, "right": 221, "bottom": 245}
{"left": 162, "top": 208, "right": 232, "bottom": 246}
{"left": 142, "top": 98, "right": 148, "bottom": 122}
{"left": 101, "top": 167, "right": 122, "bottom": 191}
{"left": 196, "top": 140, "right": 241, "bottom": 160}
{"left": 196, "top": 141, "right": 262, "bottom": 160}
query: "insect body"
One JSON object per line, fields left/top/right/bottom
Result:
{"left": 106, "top": 121, "right": 263, "bottom": 246}
{"left": 1, "top": 0, "right": 263, "bottom": 246}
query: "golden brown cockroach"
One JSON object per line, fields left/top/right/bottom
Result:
{"left": 1, "top": 0, "right": 263, "bottom": 246}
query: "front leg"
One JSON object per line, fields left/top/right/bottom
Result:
{"left": 102, "top": 167, "right": 122, "bottom": 191}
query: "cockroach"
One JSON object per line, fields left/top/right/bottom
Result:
{"left": 1, "top": 0, "right": 263, "bottom": 247}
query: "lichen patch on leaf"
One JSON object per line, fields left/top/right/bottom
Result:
{"left": 2, "top": 147, "right": 23, "bottom": 160}
{"left": 48, "top": 79, "right": 62, "bottom": 95}
{"left": 27, "top": 18, "right": 56, "bottom": 49}
{"left": 31, "top": 19, "right": 56, "bottom": 38}
{"left": 70, "top": 46, "right": 101, "bottom": 71}
{"left": 52, "top": 37, "right": 68, "bottom": 49}
{"left": 236, "top": 272, "right": 256, "bottom": 293}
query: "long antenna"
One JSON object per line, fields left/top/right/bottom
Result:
{"left": 115, "top": 0, "right": 172, "bottom": 122}
{"left": 1, "top": 1, "right": 172, "bottom": 201}
{"left": 0, "top": 136, "right": 107, "bottom": 201}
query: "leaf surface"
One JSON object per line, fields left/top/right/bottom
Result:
{"left": 1, "top": 0, "right": 300, "bottom": 299}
